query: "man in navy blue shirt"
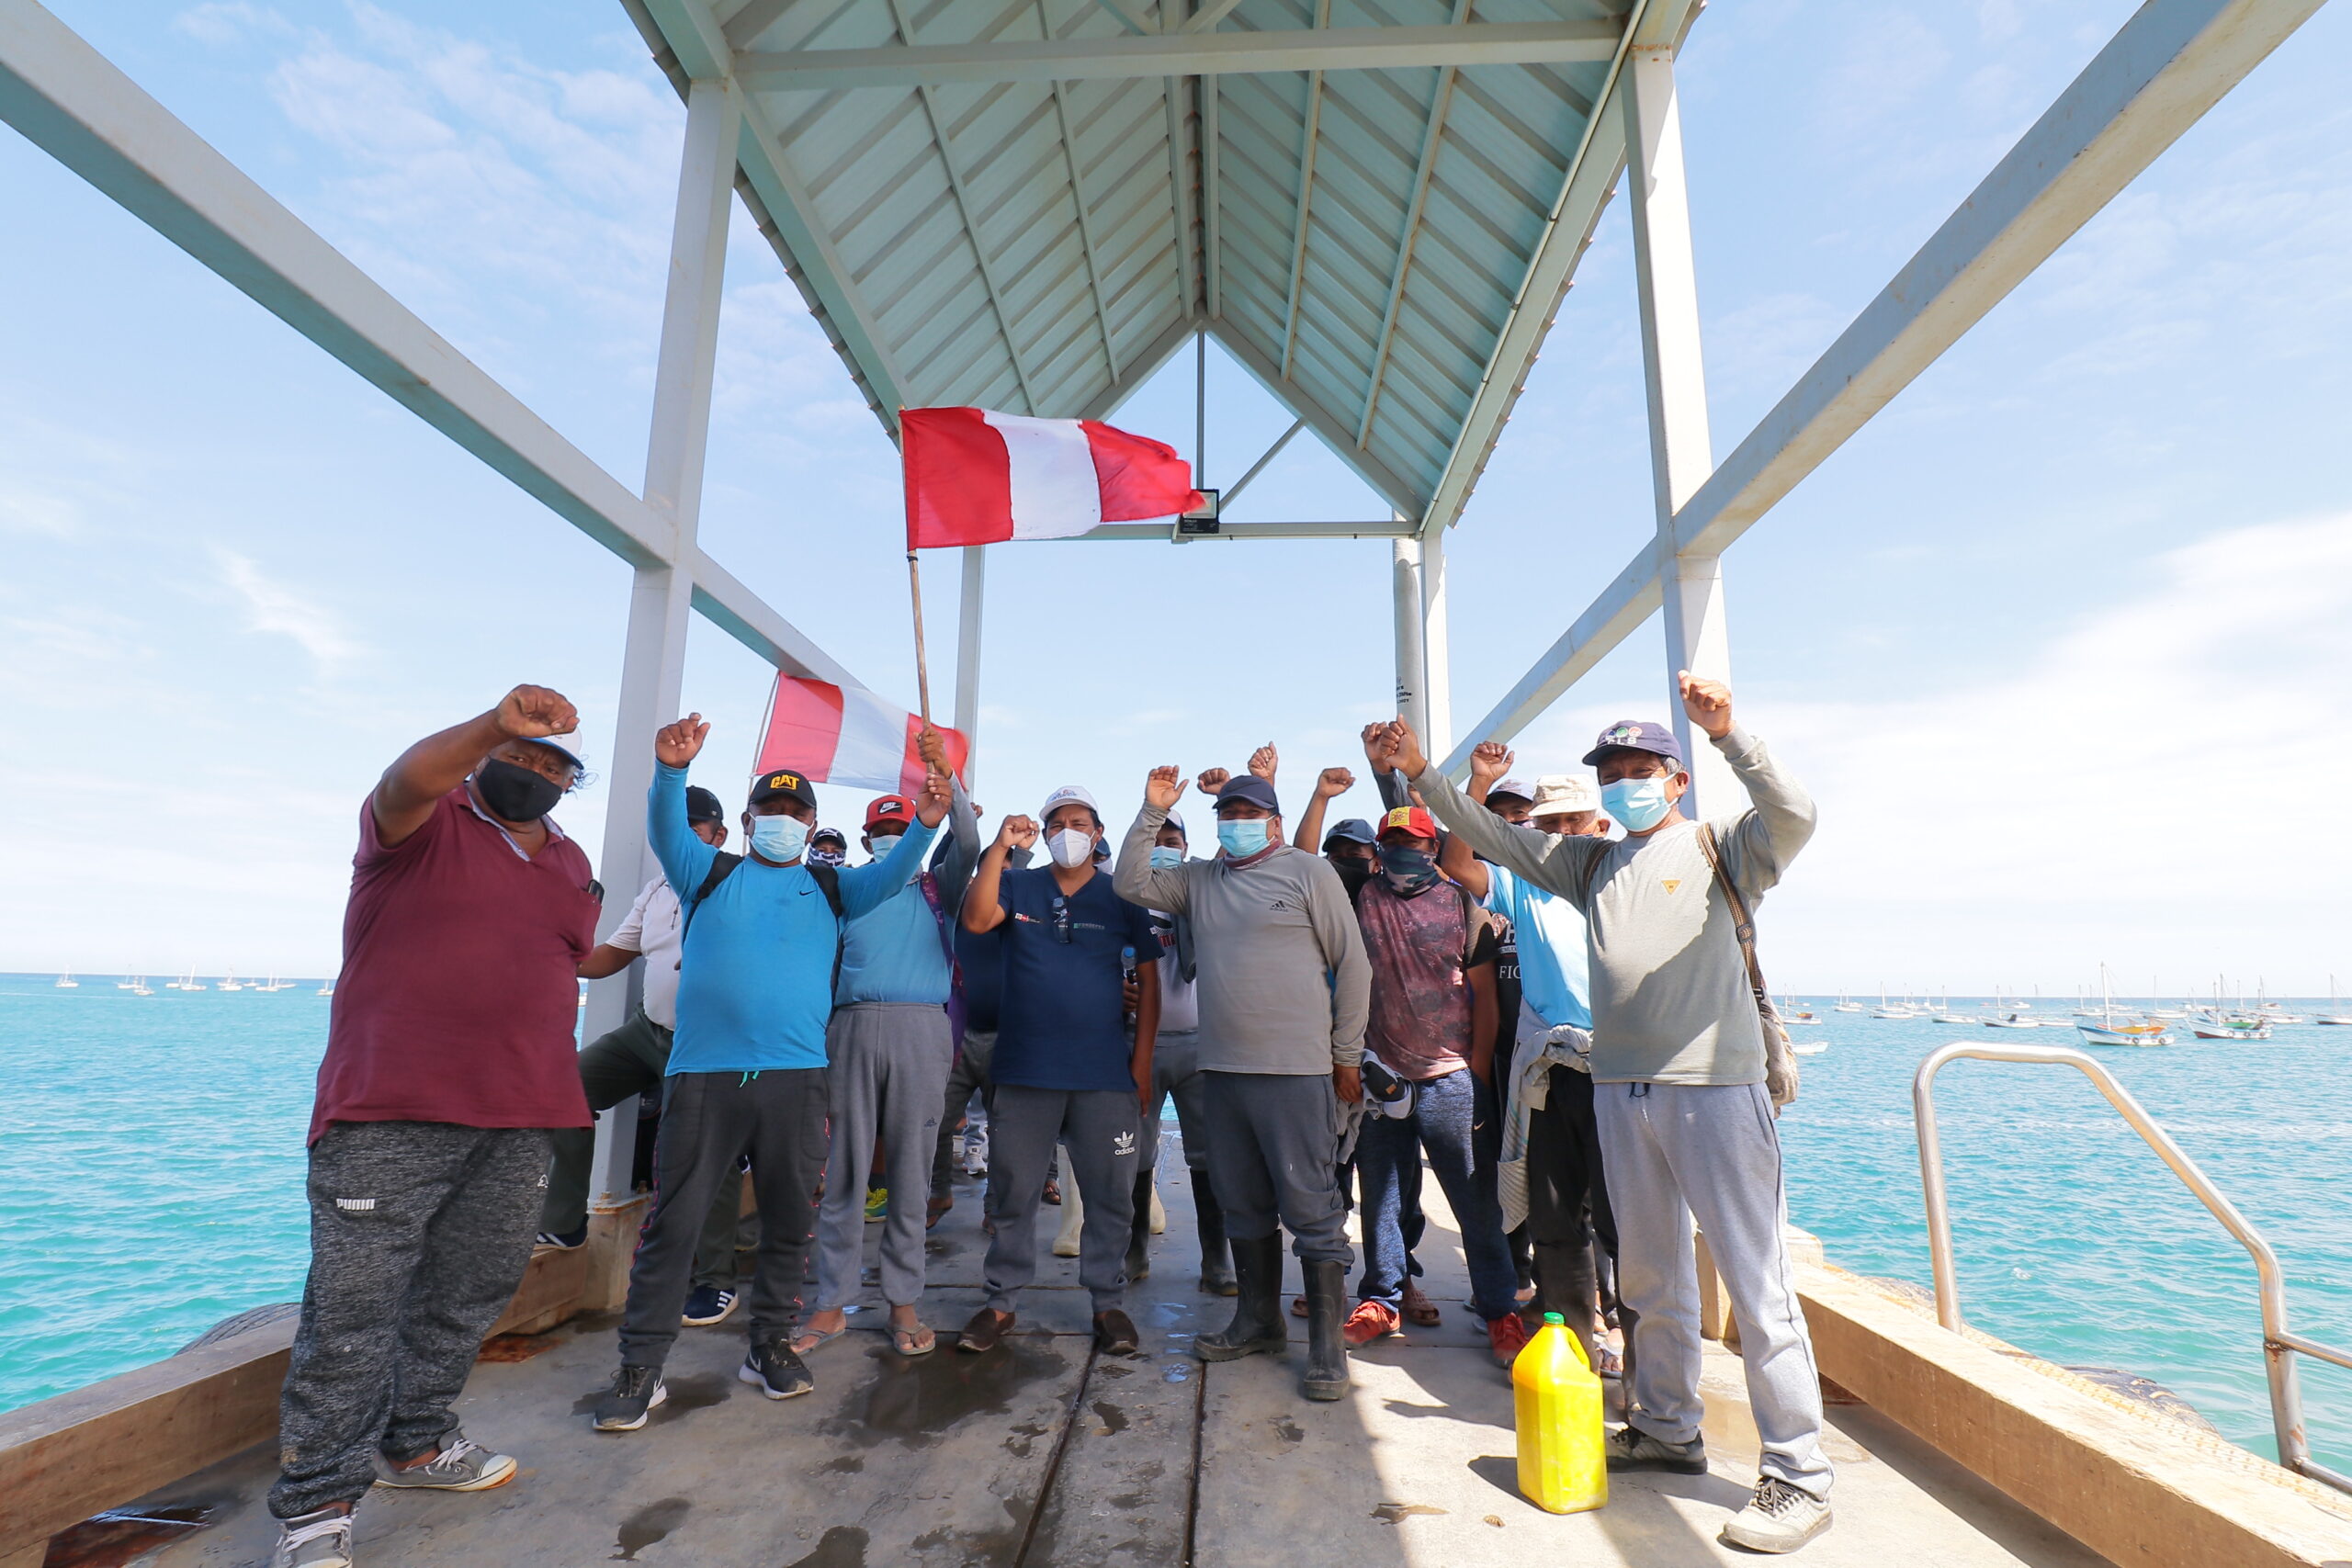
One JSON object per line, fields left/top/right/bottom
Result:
{"left": 956, "top": 784, "right": 1162, "bottom": 1356}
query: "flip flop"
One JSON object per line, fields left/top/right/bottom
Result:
{"left": 789, "top": 1325, "right": 847, "bottom": 1357}
{"left": 890, "top": 1324, "right": 938, "bottom": 1358}
{"left": 1400, "top": 1284, "right": 1442, "bottom": 1327}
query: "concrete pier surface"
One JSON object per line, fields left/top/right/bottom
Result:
{"left": 100, "top": 1151, "right": 2110, "bottom": 1567}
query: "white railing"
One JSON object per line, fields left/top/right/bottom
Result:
{"left": 1912, "top": 1041, "right": 2352, "bottom": 1495}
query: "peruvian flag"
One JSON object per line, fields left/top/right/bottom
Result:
{"left": 752, "top": 675, "right": 968, "bottom": 795}
{"left": 903, "top": 407, "right": 1206, "bottom": 548}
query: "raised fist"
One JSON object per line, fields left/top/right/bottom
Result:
{"left": 1147, "top": 766, "right": 1188, "bottom": 812}
{"left": 655, "top": 714, "right": 708, "bottom": 768}
{"left": 1247, "top": 743, "right": 1278, "bottom": 783}
{"left": 1315, "top": 766, "right": 1354, "bottom": 799}
{"left": 496, "top": 684, "right": 579, "bottom": 741}
{"left": 995, "top": 814, "right": 1039, "bottom": 852}
{"left": 1194, "top": 766, "right": 1231, "bottom": 795}
{"left": 1679, "top": 671, "right": 1734, "bottom": 739}
{"left": 1470, "top": 741, "right": 1514, "bottom": 785}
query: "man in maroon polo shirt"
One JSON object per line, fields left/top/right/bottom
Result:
{"left": 268, "top": 684, "right": 599, "bottom": 1568}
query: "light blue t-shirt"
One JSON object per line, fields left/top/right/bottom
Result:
{"left": 1486, "top": 863, "right": 1592, "bottom": 1031}
{"left": 649, "top": 764, "right": 937, "bottom": 1075}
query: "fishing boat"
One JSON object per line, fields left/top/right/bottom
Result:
{"left": 2190, "top": 1013, "right": 2272, "bottom": 1042}
{"left": 2077, "top": 964, "right": 2171, "bottom": 1047}
{"left": 1832, "top": 994, "right": 1864, "bottom": 1014}
{"left": 1777, "top": 995, "right": 1819, "bottom": 1022}
{"left": 1869, "top": 987, "right": 1914, "bottom": 1020}
{"left": 1984, "top": 1012, "right": 2040, "bottom": 1030}
{"left": 218, "top": 971, "right": 243, "bottom": 992}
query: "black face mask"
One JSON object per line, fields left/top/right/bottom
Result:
{"left": 1331, "top": 857, "right": 1375, "bottom": 899}
{"left": 476, "top": 758, "right": 563, "bottom": 823}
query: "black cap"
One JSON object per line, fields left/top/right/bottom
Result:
{"left": 1214, "top": 775, "right": 1280, "bottom": 815}
{"left": 684, "top": 785, "right": 726, "bottom": 825}
{"left": 748, "top": 767, "right": 819, "bottom": 810}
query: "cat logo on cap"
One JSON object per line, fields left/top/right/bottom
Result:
{"left": 766, "top": 773, "right": 803, "bottom": 793}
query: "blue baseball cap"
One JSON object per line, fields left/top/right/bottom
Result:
{"left": 1322, "top": 818, "right": 1377, "bottom": 848}
{"left": 1215, "top": 775, "right": 1280, "bottom": 815}
{"left": 1582, "top": 719, "right": 1685, "bottom": 768}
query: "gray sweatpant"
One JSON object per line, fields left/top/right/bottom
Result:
{"left": 931, "top": 1027, "right": 997, "bottom": 1200}
{"left": 1595, "top": 1080, "right": 1832, "bottom": 1496}
{"left": 1141, "top": 1030, "right": 1208, "bottom": 1173}
{"left": 272, "top": 1122, "right": 550, "bottom": 1518}
{"left": 540, "top": 1006, "right": 742, "bottom": 1290}
{"left": 1200, "top": 1070, "right": 1351, "bottom": 1265}
{"left": 814, "top": 1003, "right": 955, "bottom": 1312}
{"left": 982, "top": 1084, "right": 1141, "bottom": 1312}
{"left": 617, "top": 1067, "right": 829, "bottom": 1369}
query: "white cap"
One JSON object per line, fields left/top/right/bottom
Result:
{"left": 1040, "top": 784, "right": 1100, "bottom": 820}
{"left": 1164, "top": 807, "right": 1186, "bottom": 835}
{"left": 1488, "top": 777, "right": 1536, "bottom": 804}
{"left": 1531, "top": 774, "right": 1597, "bottom": 814}
{"left": 517, "top": 729, "right": 587, "bottom": 776}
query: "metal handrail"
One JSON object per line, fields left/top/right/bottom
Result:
{"left": 1913, "top": 1041, "right": 2352, "bottom": 1495}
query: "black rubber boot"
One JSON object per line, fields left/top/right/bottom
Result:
{"left": 1301, "top": 1258, "right": 1350, "bottom": 1402}
{"left": 1125, "top": 1169, "right": 1154, "bottom": 1283}
{"left": 1191, "top": 1169, "right": 1238, "bottom": 1296}
{"left": 1194, "top": 1234, "right": 1285, "bottom": 1361}
{"left": 1535, "top": 1239, "right": 1603, "bottom": 1365}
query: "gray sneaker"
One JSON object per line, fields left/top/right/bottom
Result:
{"left": 1720, "top": 1476, "right": 1834, "bottom": 1553}
{"left": 271, "top": 1508, "right": 353, "bottom": 1568}
{"left": 1603, "top": 1422, "right": 1709, "bottom": 1474}
{"left": 370, "top": 1432, "right": 516, "bottom": 1491}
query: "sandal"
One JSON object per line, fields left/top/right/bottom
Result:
{"left": 1290, "top": 1294, "right": 1308, "bottom": 1318}
{"left": 1401, "top": 1281, "right": 1442, "bottom": 1327}
{"left": 889, "top": 1324, "right": 938, "bottom": 1358}
{"left": 790, "top": 1324, "right": 847, "bottom": 1357}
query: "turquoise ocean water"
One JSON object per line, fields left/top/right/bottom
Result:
{"left": 0, "top": 977, "right": 2345, "bottom": 1472}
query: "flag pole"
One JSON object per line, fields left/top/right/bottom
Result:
{"left": 906, "top": 549, "right": 933, "bottom": 723}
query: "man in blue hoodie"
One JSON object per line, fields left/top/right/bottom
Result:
{"left": 591, "top": 713, "right": 947, "bottom": 1431}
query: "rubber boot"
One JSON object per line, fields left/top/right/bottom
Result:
{"left": 1534, "top": 1238, "right": 1603, "bottom": 1366}
{"left": 1125, "top": 1169, "right": 1153, "bottom": 1283}
{"left": 1194, "top": 1234, "right": 1285, "bottom": 1361}
{"left": 1301, "top": 1258, "right": 1351, "bottom": 1402}
{"left": 1191, "top": 1170, "right": 1238, "bottom": 1295}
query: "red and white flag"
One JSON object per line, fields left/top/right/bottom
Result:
{"left": 903, "top": 407, "right": 1205, "bottom": 549}
{"left": 752, "top": 674, "right": 968, "bottom": 795}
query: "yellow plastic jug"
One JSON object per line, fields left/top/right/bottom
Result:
{"left": 1514, "top": 1312, "right": 1607, "bottom": 1514}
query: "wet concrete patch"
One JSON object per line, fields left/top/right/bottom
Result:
{"left": 612, "top": 1496, "right": 690, "bottom": 1561}
{"left": 1090, "top": 1398, "right": 1129, "bottom": 1434}
{"left": 1371, "top": 1502, "right": 1448, "bottom": 1523}
{"left": 819, "top": 1339, "right": 1070, "bottom": 1450}
{"left": 781, "top": 1523, "right": 870, "bottom": 1567}
{"left": 650, "top": 1370, "right": 733, "bottom": 1424}
{"left": 41, "top": 1504, "right": 215, "bottom": 1566}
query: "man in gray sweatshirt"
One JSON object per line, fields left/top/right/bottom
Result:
{"left": 1375, "top": 675, "right": 1833, "bottom": 1556}
{"left": 1114, "top": 769, "right": 1371, "bottom": 1403}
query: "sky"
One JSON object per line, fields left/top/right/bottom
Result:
{"left": 2, "top": 1, "right": 2347, "bottom": 997}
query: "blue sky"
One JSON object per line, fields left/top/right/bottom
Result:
{"left": 2, "top": 1, "right": 2347, "bottom": 997}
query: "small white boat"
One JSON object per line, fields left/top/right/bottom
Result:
{"left": 219, "top": 971, "right": 244, "bottom": 992}
{"left": 1831, "top": 994, "right": 1864, "bottom": 1014}
{"left": 2319, "top": 976, "right": 2352, "bottom": 1025}
{"left": 2190, "top": 1013, "right": 2271, "bottom": 1042}
{"left": 54, "top": 972, "right": 77, "bottom": 987}
{"left": 1790, "top": 1040, "right": 1828, "bottom": 1055}
{"left": 2077, "top": 964, "right": 2171, "bottom": 1045}
{"left": 317, "top": 981, "right": 336, "bottom": 997}
{"left": 1984, "top": 1012, "right": 2039, "bottom": 1030}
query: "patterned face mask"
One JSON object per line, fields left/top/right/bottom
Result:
{"left": 1376, "top": 843, "right": 1441, "bottom": 897}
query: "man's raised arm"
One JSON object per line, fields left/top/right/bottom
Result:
{"left": 1113, "top": 767, "right": 1193, "bottom": 915}
{"left": 374, "top": 684, "right": 578, "bottom": 847}
{"left": 1379, "top": 720, "right": 1601, "bottom": 908}
{"left": 1681, "top": 672, "right": 1816, "bottom": 897}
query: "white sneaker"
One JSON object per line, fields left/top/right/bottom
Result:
{"left": 272, "top": 1508, "right": 354, "bottom": 1568}
{"left": 962, "top": 1128, "right": 989, "bottom": 1177}
{"left": 1719, "top": 1476, "right": 1833, "bottom": 1553}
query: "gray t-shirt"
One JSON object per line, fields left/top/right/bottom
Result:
{"left": 1114, "top": 804, "right": 1370, "bottom": 1075}
{"left": 1419, "top": 728, "right": 1814, "bottom": 1085}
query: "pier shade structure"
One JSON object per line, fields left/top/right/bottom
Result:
{"left": 2, "top": 0, "right": 2348, "bottom": 1564}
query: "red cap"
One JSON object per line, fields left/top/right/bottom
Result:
{"left": 1379, "top": 806, "right": 1439, "bottom": 840}
{"left": 865, "top": 795, "right": 912, "bottom": 830}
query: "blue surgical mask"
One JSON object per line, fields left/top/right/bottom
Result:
{"left": 1598, "top": 773, "right": 1676, "bottom": 833}
{"left": 1217, "top": 818, "right": 1271, "bottom": 857}
{"left": 1149, "top": 847, "right": 1185, "bottom": 871}
{"left": 750, "top": 815, "right": 809, "bottom": 863}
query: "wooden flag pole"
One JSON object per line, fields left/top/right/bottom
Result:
{"left": 906, "top": 549, "right": 933, "bottom": 723}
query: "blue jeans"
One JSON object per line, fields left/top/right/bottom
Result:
{"left": 1355, "top": 1067, "right": 1518, "bottom": 1323}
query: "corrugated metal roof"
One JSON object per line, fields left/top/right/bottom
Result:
{"left": 628, "top": 0, "right": 1695, "bottom": 530}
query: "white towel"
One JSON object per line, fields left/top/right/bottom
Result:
{"left": 1498, "top": 1006, "right": 1593, "bottom": 1234}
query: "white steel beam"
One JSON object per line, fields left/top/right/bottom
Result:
{"left": 1073, "top": 517, "right": 1413, "bottom": 540}
{"left": 1391, "top": 536, "right": 1428, "bottom": 739}
{"left": 589, "top": 78, "right": 736, "bottom": 1207}
{"left": 1278, "top": 5, "right": 1329, "bottom": 383}
{"left": 1218, "top": 418, "right": 1306, "bottom": 510}
{"left": 1623, "top": 46, "right": 1733, "bottom": 814}
{"left": 734, "top": 21, "right": 1620, "bottom": 89}
{"left": 0, "top": 0, "right": 857, "bottom": 688}
{"left": 1358, "top": 0, "right": 1468, "bottom": 448}
{"left": 1046, "top": 62, "right": 1121, "bottom": 380}
{"left": 1202, "top": 72, "right": 1223, "bottom": 320}
{"left": 1182, "top": 0, "right": 1251, "bottom": 32}
{"left": 1419, "top": 522, "right": 1453, "bottom": 760}
{"left": 1210, "top": 321, "right": 1430, "bottom": 519}
{"left": 954, "top": 546, "right": 987, "bottom": 792}
{"left": 1440, "top": 0, "right": 2324, "bottom": 774}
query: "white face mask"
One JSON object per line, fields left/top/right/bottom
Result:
{"left": 1047, "top": 829, "right": 1096, "bottom": 869}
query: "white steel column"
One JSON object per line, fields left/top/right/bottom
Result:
{"left": 954, "top": 544, "right": 986, "bottom": 794}
{"left": 1419, "top": 525, "right": 1453, "bottom": 761}
{"left": 589, "top": 79, "right": 741, "bottom": 1208}
{"left": 1625, "top": 46, "right": 1732, "bottom": 814}
{"left": 1391, "top": 534, "right": 1427, "bottom": 739}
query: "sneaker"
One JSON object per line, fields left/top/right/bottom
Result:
{"left": 961, "top": 1128, "right": 989, "bottom": 1177}
{"left": 865, "top": 1185, "right": 888, "bottom": 1223}
{"left": 271, "top": 1507, "right": 352, "bottom": 1568}
{"left": 1342, "top": 1299, "right": 1402, "bottom": 1347}
{"left": 1604, "top": 1422, "right": 1709, "bottom": 1474}
{"left": 1720, "top": 1476, "right": 1833, "bottom": 1553}
{"left": 535, "top": 1225, "right": 587, "bottom": 1250}
{"left": 739, "top": 1337, "right": 815, "bottom": 1400}
{"left": 592, "top": 1365, "right": 667, "bottom": 1432}
{"left": 682, "top": 1286, "right": 739, "bottom": 1327}
{"left": 370, "top": 1432, "right": 515, "bottom": 1491}
{"left": 1487, "top": 1312, "right": 1532, "bottom": 1368}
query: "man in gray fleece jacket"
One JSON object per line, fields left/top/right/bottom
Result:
{"left": 1376, "top": 675, "right": 1835, "bottom": 1556}
{"left": 1114, "top": 768, "right": 1371, "bottom": 1403}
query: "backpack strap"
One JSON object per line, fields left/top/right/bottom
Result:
{"left": 679, "top": 852, "right": 744, "bottom": 947}
{"left": 808, "top": 862, "right": 844, "bottom": 919}
{"left": 1694, "top": 825, "right": 1797, "bottom": 1085}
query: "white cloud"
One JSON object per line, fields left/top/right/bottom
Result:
{"left": 213, "top": 547, "right": 365, "bottom": 671}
